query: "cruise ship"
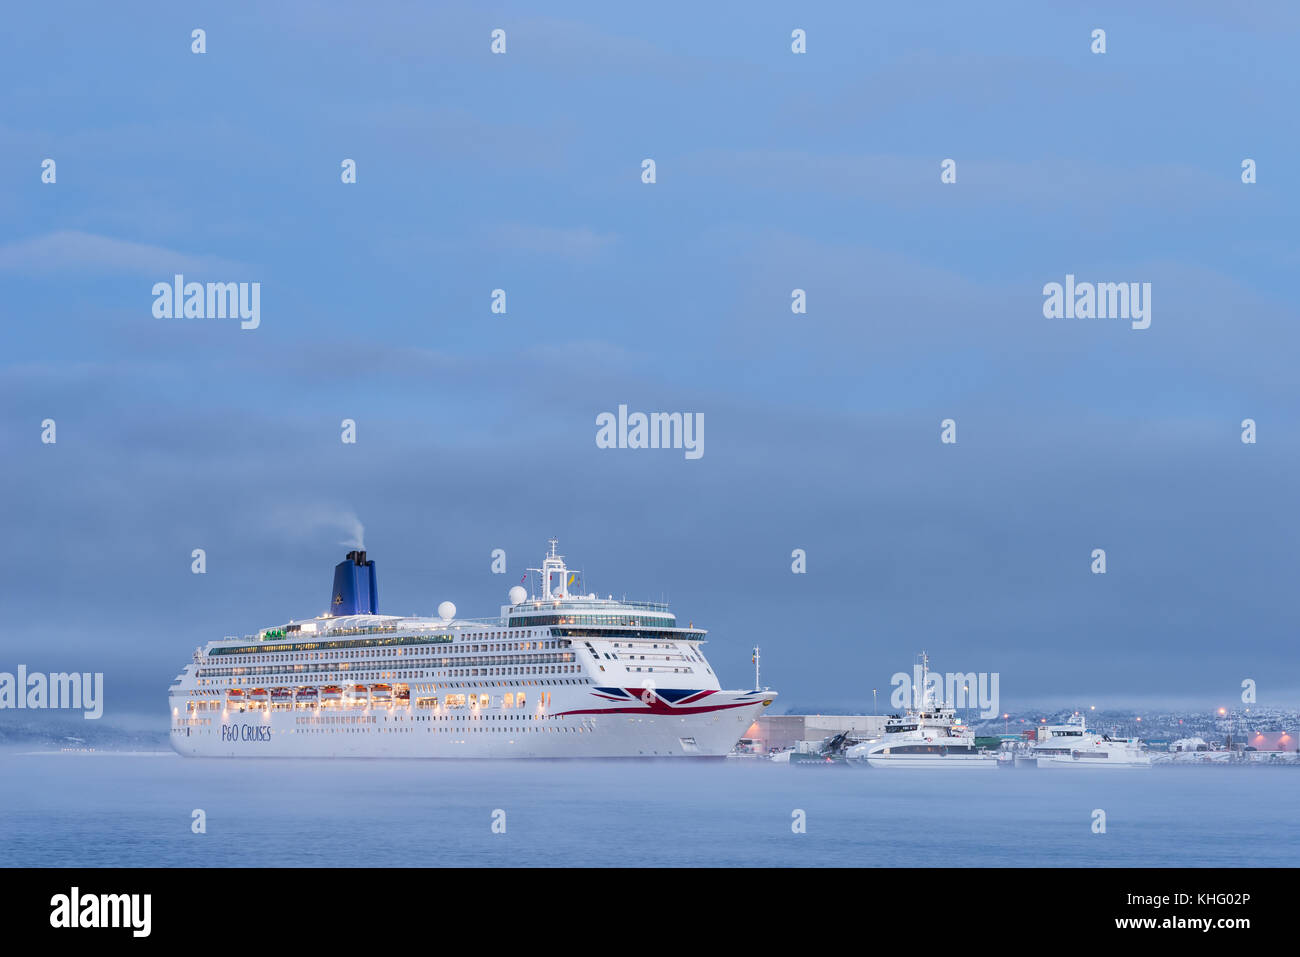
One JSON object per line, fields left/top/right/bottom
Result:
{"left": 169, "top": 541, "right": 776, "bottom": 758}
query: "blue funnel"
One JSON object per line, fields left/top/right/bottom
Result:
{"left": 330, "top": 550, "right": 378, "bottom": 616}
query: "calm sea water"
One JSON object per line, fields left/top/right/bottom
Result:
{"left": 1, "top": 750, "right": 1296, "bottom": 867}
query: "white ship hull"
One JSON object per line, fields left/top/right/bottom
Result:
{"left": 1033, "top": 754, "right": 1151, "bottom": 768}
{"left": 863, "top": 753, "right": 998, "bottom": 769}
{"left": 170, "top": 690, "right": 773, "bottom": 759}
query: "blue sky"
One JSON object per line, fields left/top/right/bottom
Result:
{"left": 2, "top": 2, "right": 1298, "bottom": 717}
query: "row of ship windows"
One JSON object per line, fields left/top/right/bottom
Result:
{"left": 558, "top": 629, "right": 690, "bottom": 642}
{"left": 196, "top": 667, "right": 585, "bottom": 690}
{"left": 200, "top": 655, "right": 578, "bottom": 679}
{"left": 508, "top": 616, "right": 675, "bottom": 628}
{"left": 210, "top": 640, "right": 698, "bottom": 672}
{"left": 213, "top": 630, "right": 443, "bottom": 656}
{"left": 184, "top": 677, "right": 595, "bottom": 702}
{"left": 585, "top": 642, "right": 704, "bottom": 666}
{"left": 175, "top": 724, "right": 591, "bottom": 736}
{"left": 446, "top": 666, "right": 584, "bottom": 678}
{"left": 186, "top": 682, "right": 585, "bottom": 711}
{"left": 219, "top": 634, "right": 564, "bottom": 665}
{"left": 216, "top": 636, "right": 560, "bottom": 666}
{"left": 173, "top": 712, "right": 582, "bottom": 728}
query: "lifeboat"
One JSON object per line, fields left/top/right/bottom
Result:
{"left": 226, "top": 689, "right": 245, "bottom": 699}
{"left": 320, "top": 686, "right": 343, "bottom": 700}
{"left": 369, "top": 683, "right": 392, "bottom": 701}
{"left": 295, "top": 687, "right": 318, "bottom": 699}
{"left": 249, "top": 688, "right": 269, "bottom": 700}
{"left": 270, "top": 687, "right": 292, "bottom": 699}
{"left": 395, "top": 688, "right": 410, "bottom": 702}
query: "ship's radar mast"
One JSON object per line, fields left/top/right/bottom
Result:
{"left": 527, "top": 538, "right": 571, "bottom": 600}
{"left": 915, "top": 650, "right": 943, "bottom": 711}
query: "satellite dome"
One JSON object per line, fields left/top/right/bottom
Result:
{"left": 508, "top": 585, "right": 527, "bottom": 605}
{"left": 437, "top": 600, "right": 456, "bottom": 621}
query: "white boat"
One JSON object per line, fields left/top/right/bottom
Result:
{"left": 1028, "top": 714, "right": 1151, "bottom": 768}
{"left": 169, "top": 540, "right": 776, "bottom": 758}
{"left": 846, "top": 653, "right": 997, "bottom": 769}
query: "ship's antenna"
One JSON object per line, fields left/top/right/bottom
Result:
{"left": 916, "top": 650, "right": 924, "bottom": 710}
{"left": 753, "top": 645, "right": 760, "bottom": 691}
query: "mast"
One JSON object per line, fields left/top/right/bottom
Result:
{"left": 917, "top": 650, "right": 930, "bottom": 711}
{"left": 753, "top": 646, "right": 760, "bottom": 690}
{"left": 527, "top": 538, "right": 568, "bottom": 600}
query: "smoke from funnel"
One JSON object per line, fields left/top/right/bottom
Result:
{"left": 338, "top": 513, "right": 365, "bottom": 550}
{"left": 268, "top": 504, "right": 365, "bottom": 550}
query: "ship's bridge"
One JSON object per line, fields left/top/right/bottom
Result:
{"left": 505, "top": 599, "right": 677, "bottom": 629}
{"left": 498, "top": 539, "right": 684, "bottom": 629}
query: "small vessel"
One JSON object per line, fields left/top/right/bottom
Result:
{"left": 319, "top": 685, "right": 343, "bottom": 701}
{"left": 369, "top": 683, "right": 392, "bottom": 702}
{"left": 846, "top": 653, "right": 997, "bottom": 769}
{"left": 725, "top": 738, "right": 767, "bottom": 761}
{"left": 787, "top": 731, "right": 859, "bottom": 766}
{"left": 270, "top": 687, "right": 293, "bottom": 700}
{"left": 295, "top": 686, "right": 317, "bottom": 700}
{"left": 1028, "top": 714, "right": 1151, "bottom": 768}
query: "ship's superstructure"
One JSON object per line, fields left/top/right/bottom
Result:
{"left": 169, "top": 541, "right": 775, "bottom": 758}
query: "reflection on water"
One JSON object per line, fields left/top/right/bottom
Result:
{"left": 1, "top": 751, "right": 1296, "bottom": 867}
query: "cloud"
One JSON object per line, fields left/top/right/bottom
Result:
{"left": 487, "top": 223, "right": 617, "bottom": 262}
{"left": 0, "top": 231, "right": 248, "bottom": 278}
